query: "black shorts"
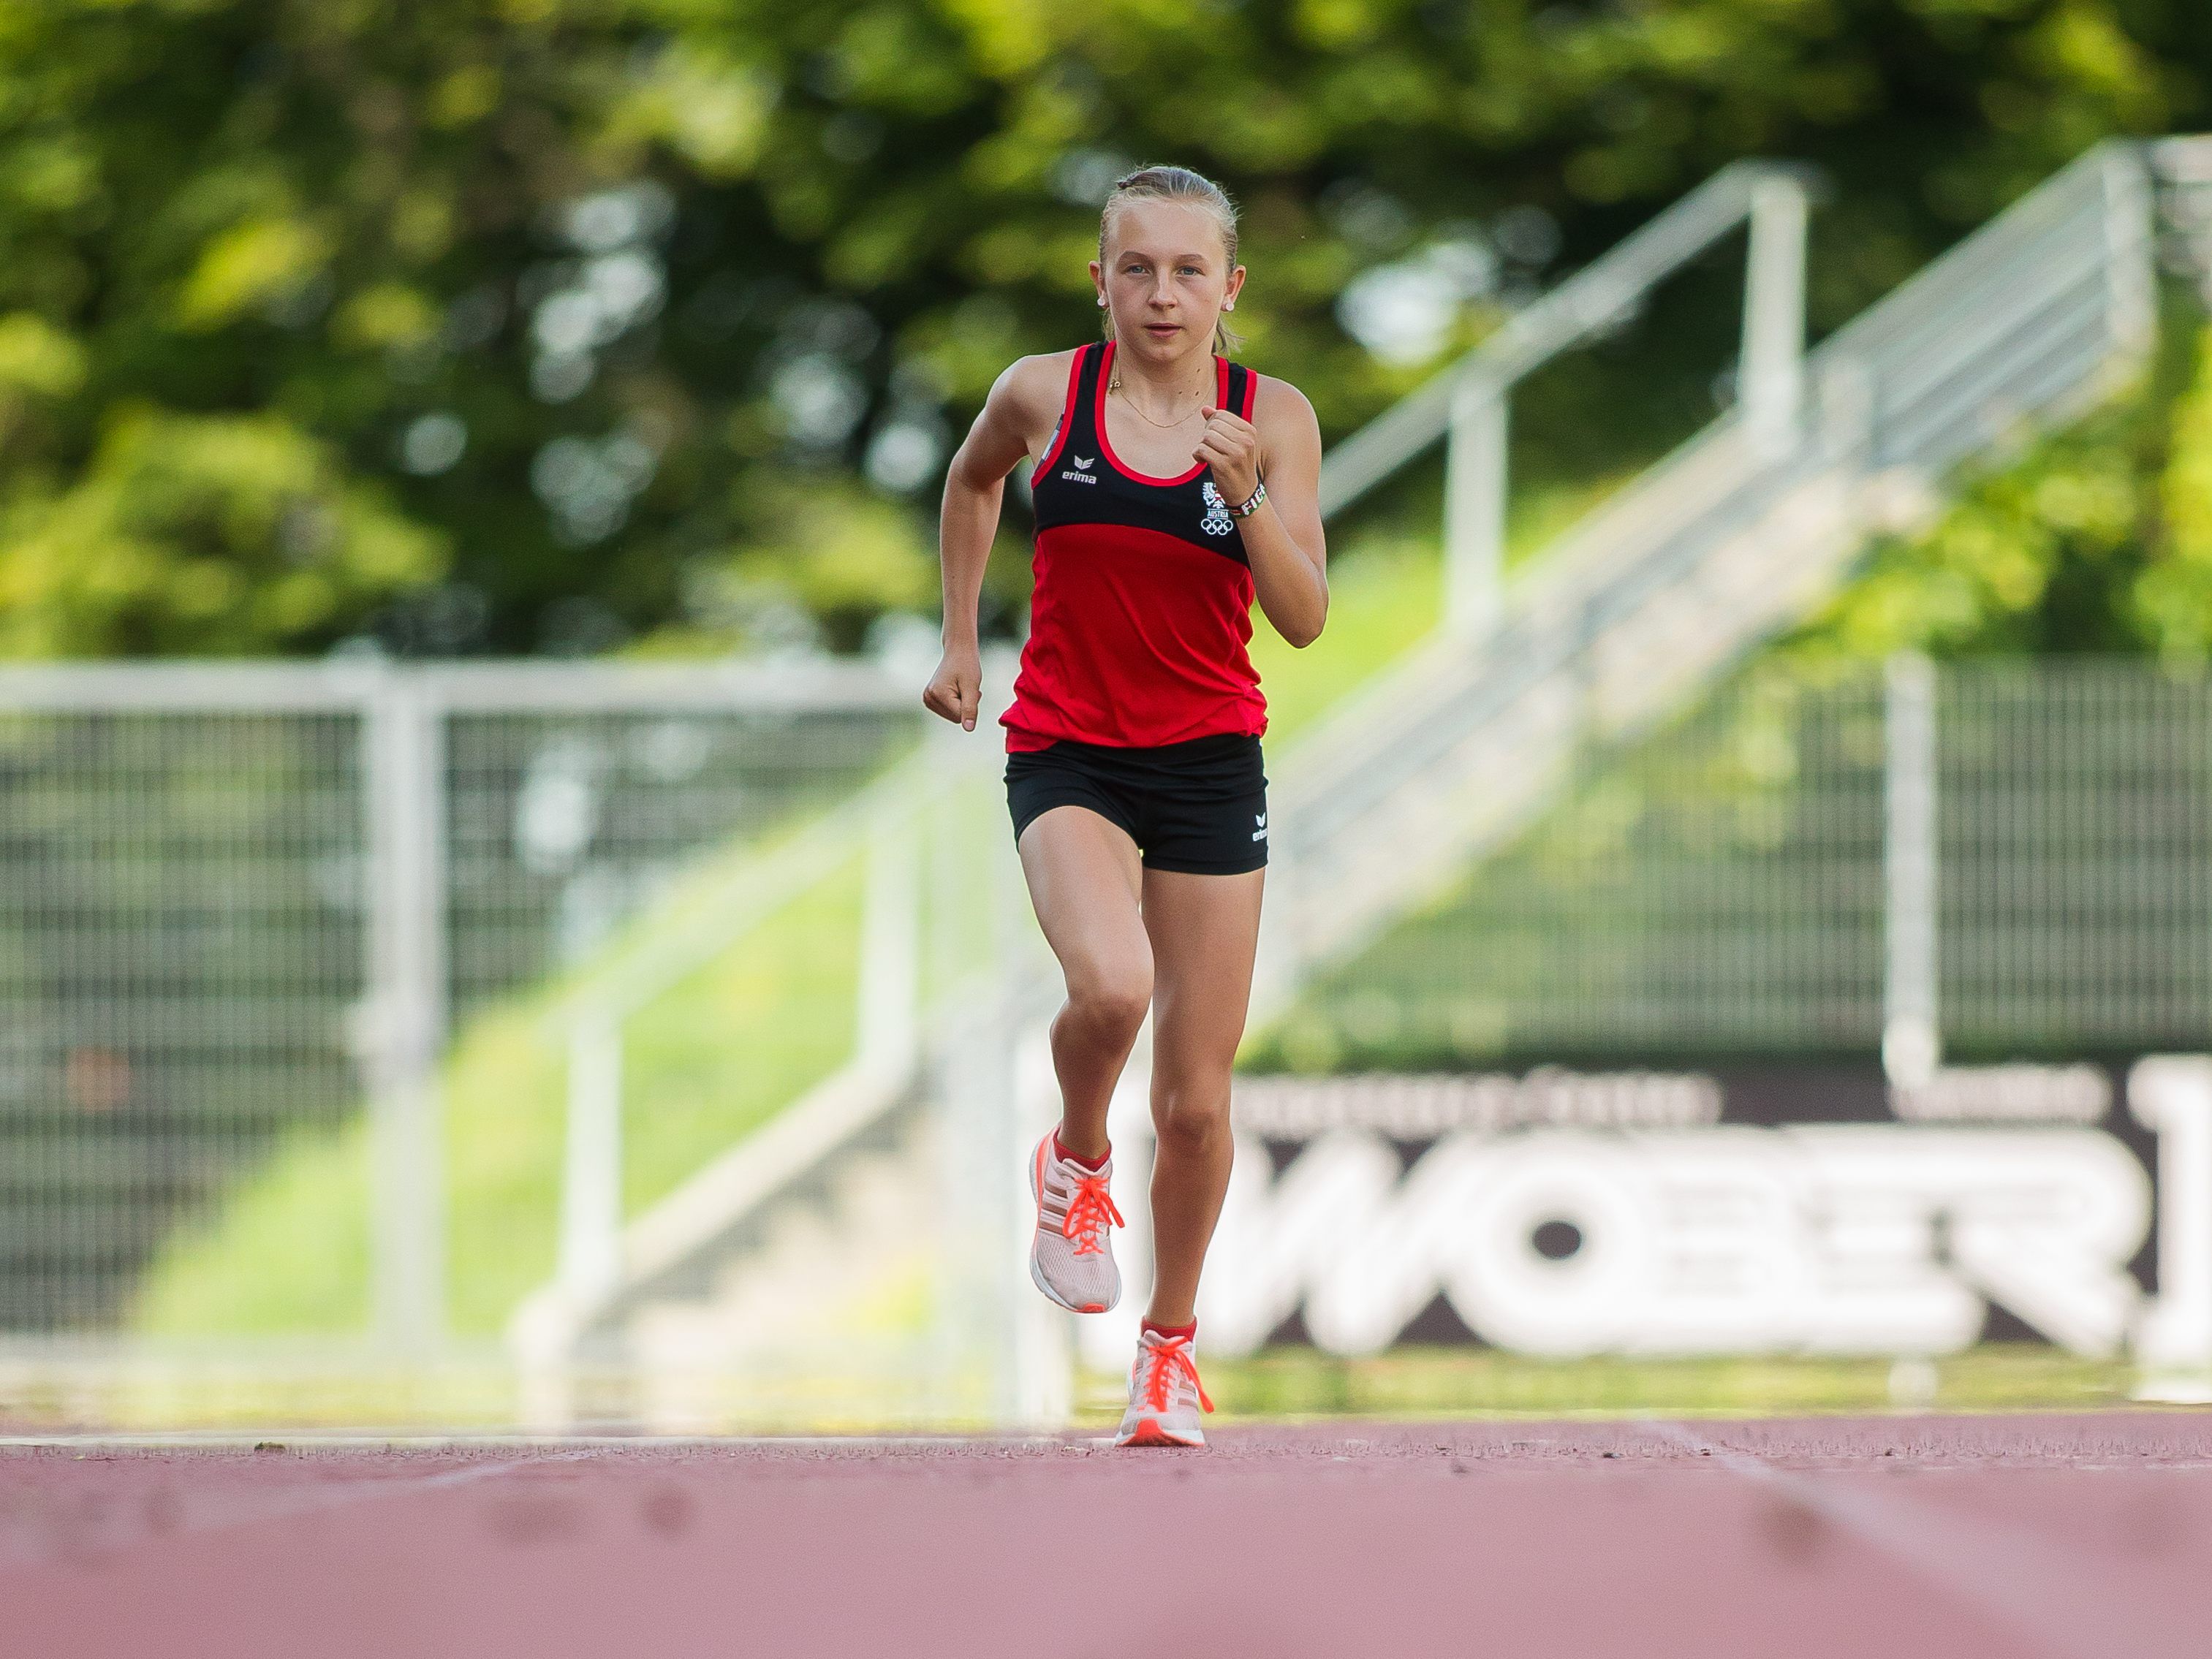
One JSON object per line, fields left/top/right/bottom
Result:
{"left": 1005, "top": 732, "right": 1269, "bottom": 876}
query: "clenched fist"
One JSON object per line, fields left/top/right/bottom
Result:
{"left": 1194, "top": 406, "right": 1260, "bottom": 506}
{"left": 923, "top": 645, "right": 981, "bottom": 732}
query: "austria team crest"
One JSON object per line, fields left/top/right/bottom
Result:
{"left": 1200, "top": 481, "right": 1234, "bottom": 536}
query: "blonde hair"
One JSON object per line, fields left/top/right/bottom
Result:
{"left": 1097, "top": 164, "right": 1243, "bottom": 356}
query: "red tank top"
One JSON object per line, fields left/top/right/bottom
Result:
{"left": 1001, "top": 341, "right": 1269, "bottom": 752}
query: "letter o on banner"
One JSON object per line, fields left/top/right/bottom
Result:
{"left": 1442, "top": 1133, "right": 1653, "bottom": 1356}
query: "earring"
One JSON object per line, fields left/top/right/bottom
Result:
{"left": 1224, "top": 301, "right": 1235, "bottom": 311}
{"left": 1096, "top": 297, "right": 1107, "bottom": 308}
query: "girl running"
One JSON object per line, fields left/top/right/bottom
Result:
{"left": 923, "top": 164, "right": 1327, "bottom": 1446}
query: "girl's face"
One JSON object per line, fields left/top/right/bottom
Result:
{"left": 1093, "top": 198, "right": 1245, "bottom": 360}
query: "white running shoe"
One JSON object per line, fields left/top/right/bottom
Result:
{"left": 1113, "top": 1326, "right": 1214, "bottom": 1449}
{"left": 1028, "top": 1131, "right": 1124, "bottom": 1314}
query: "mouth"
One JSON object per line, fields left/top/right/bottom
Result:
{"left": 1143, "top": 323, "right": 1181, "bottom": 338}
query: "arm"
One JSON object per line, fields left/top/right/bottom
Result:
{"left": 924, "top": 354, "right": 1062, "bottom": 730}
{"left": 1193, "top": 377, "right": 1327, "bottom": 648}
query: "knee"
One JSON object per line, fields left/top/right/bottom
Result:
{"left": 1153, "top": 1087, "right": 1232, "bottom": 1157}
{"left": 1065, "top": 960, "right": 1152, "bottom": 1042}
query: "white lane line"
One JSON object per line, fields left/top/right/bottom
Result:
{"left": 0, "top": 1451, "right": 594, "bottom": 1573}
{"left": 0, "top": 1432, "right": 1050, "bottom": 1450}
{"left": 1644, "top": 1420, "right": 2160, "bottom": 1659}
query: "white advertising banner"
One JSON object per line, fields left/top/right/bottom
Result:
{"left": 1080, "top": 1056, "right": 2212, "bottom": 1372}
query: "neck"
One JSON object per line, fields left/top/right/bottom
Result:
{"left": 1109, "top": 335, "right": 1212, "bottom": 406}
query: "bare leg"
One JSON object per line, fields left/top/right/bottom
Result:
{"left": 1141, "top": 865, "right": 1265, "bottom": 1328}
{"left": 1015, "top": 806, "right": 1151, "bottom": 1163}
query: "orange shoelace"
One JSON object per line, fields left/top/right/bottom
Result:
{"left": 1061, "top": 1172, "right": 1124, "bottom": 1256}
{"left": 1137, "top": 1335, "right": 1214, "bottom": 1415}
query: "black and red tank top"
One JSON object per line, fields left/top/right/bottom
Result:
{"left": 1001, "top": 339, "right": 1268, "bottom": 752}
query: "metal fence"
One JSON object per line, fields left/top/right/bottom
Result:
{"left": 1277, "top": 658, "right": 2212, "bottom": 1071}
{"left": 1939, "top": 665, "right": 2212, "bottom": 1052}
{"left": 0, "top": 661, "right": 922, "bottom": 1343}
{"left": 10, "top": 651, "right": 2212, "bottom": 1400}
{"left": 0, "top": 702, "right": 365, "bottom": 1335}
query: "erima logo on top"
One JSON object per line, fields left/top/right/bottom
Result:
{"left": 1060, "top": 455, "right": 1097, "bottom": 484}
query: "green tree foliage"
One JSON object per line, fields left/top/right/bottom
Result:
{"left": 2142, "top": 320, "right": 2212, "bottom": 656}
{"left": 1790, "top": 308, "right": 2212, "bottom": 663}
{"left": 0, "top": 408, "right": 438, "bottom": 654}
{"left": 1, "top": 0, "right": 2208, "bottom": 657}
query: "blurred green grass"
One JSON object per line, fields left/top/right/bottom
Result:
{"left": 1079, "top": 1345, "right": 2140, "bottom": 1425}
{"left": 132, "top": 832, "right": 873, "bottom": 1339}
{"left": 0, "top": 1342, "right": 2146, "bottom": 1436}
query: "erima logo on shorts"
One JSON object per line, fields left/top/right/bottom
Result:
{"left": 1061, "top": 455, "right": 1097, "bottom": 484}
{"left": 1252, "top": 812, "right": 1268, "bottom": 842}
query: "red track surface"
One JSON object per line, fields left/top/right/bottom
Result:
{"left": 6, "top": 1414, "right": 2210, "bottom": 1658}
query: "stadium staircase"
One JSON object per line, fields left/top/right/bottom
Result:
{"left": 511, "top": 139, "right": 2204, "bottom": 1430}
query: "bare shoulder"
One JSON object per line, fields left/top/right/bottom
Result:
{"left": 989, "top": 349, "right": 1081, "bottom": 424}
{"left": 1249, "top": 371, "right": 1316, "bottom": 422}
{"left": 954, "top": 350, "right": 1080, "bottom": 479}
{"left": 1248, "top": 371, "right": 1321, "bottom": 460}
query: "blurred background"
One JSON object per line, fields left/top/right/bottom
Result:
{"left": 7, "top": 0, "right": 2212, "bottom": 1433}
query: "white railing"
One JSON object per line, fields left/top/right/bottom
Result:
{"left": 544, "top": 749, "right": 933, "bottom": 1310}
{"left": 1259, "top": 140, "right": 2157, "bottom": 1008}
{"left": 510, "top": 675, "right": 1027, "bottom": 1385}
{"left": 2153, "top": 136, "right": 2212, "bottom": 303}
{"left": 1319, "top": 160, "right": 1814, "bottom": 632}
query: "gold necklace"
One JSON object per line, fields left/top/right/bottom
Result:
{"left": 1108, "top": 367, "right": 1206, "bottom": 430}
